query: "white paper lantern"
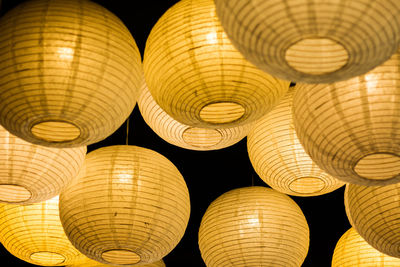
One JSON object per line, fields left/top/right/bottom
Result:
{"left": 198, "top": 186, "right": 310, "bottom": 267}
{"left": 345, "top": 183, "right": 400, "bottom": 258}
{"left": 247, "top": 88, "right": 344, "bottom": 196}
{"left": 214, "top": 0, "right": 400, "bottom": 83}
{"left": 0, "top": 196, "right": 86, "bottom": 266}
{"left": 143, "top": 0, "right": 290, "bottom": 129}
{"left": 293, "top": 50, "right": 400, "bottom": 186}
{"left": 332, "top": 227, "right": 400, "bottom": 267}
{"left": 0, "top": 0, "right": 143, "bottom": 147}
{"left": 0, "top": 125, "right": 86, "bottom": 204}
{"left": 138, "top": 82, "right": 252, "bottom": 151}
{"left": 60, "top": 145, "right": 190, "bottom": 266}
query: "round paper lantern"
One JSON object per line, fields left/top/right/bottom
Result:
{"left": 0, "top": 125, "right": 86, "bottom": 204}
{"left": 59, "top": 145, "right": 190, "bottom": 266}
{"left": 293, "top": 51, "right": 400, "bottom": 186}
{"left": 247, "top": 88, "right": 344, "bottom": 196}
{"left": 138, "top": 82, "right": 252, "bottom": 151}
{"left": 0, "top": 196, "right": 86, "bottom": 266}
{"left": 214, "top": 0, "right": 400, "bottom": 84}
{"left": 332, "top": 227, "right": 400, "bottom": 267}
{"left": 0, "top": 0, "right": 143, "bottom": 147}
{"left": 345, "top": 183, "right": 400, "bottom": 258}
{"left": 198, "top": 186, "right": 310, "bottom": 267}
{"left": 143, "top": 0, "right": 290, "bottom": 129}
{"left": 67, "top": 258, "right": 166, "bottom": 267}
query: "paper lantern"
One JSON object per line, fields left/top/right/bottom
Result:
{"left": 332, "top": 227, "right": 400, "bottom": 267}
{"left": 293, "top": 51, "right": 400, "bottom": 186}
{"left": 0, "top": 125, "right": 86, "bottom": 204}
{"left": 143, "top": 0, "right": 290, "bottom": 129}
{"left": 67, "top": 258, "right": 166, "bottom": 267}
{"left": 214, "top": 0, "right": 400, "bottom": 84}
{"left": 198, "top": 186, "right": 309, "bottom": 267}
{"left": 247, "top": 88, "right": 344, "bottom": 196}
{"left": 345, "top": 183, "right": 400, "bottom": 258}
{"left": 0, "top": 196, "right": 86, "bottom": 266}
{"left": 59, "top": 145, "right": 190, "bottom": 266}
{"left": 138, "top": 82, "right": 252, "bottom": 151}
{"left": 0, "top": 0, "right": 143, "bottom": 147}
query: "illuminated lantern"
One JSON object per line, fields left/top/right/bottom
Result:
{"left": 143, "top": 0, "right": 289, "bottom": 129}
{"left": 332, "top": 228, "right": 400, "bottom": 266}
{"left": 198, "top": 186, "right": 309, "bottom": 267}
{"left": 214, "top": 0, "right": 400, "bottom": 83}
{"left": 0, "top": 196, "right": 86, "bottom": 266}
{"left": 0, "top": 0, "right": 143, "bottom": 147}
{"left": 293, "top": 51, "right": 400, "bottom": 185}
{"left": 247, "top": 88, "right": 344, "bottom": 196}
{"left": 138, "top": 82, "right": 252, "bottom": 151}
{"left": 60, "top": 145, "right": 190, "bottom": 265}
{"left": 0, "top": 125, "right": 86, "bottom": 204}
{"left": 66, "top": 258, "right": 166, "bottom": 267}
{"left": 345, "top": 183, "right": 400, "bottom": 258}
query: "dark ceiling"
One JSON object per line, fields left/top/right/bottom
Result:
{"left": 0, "top": 0, "right": 351, "bottom": 266}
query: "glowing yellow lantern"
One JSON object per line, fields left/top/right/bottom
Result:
{"left": 345, "top": 183, "right": 400, "bottom": 258}
{"left": 332, "top": 228, "right": 400, "bottom": 267}
{"left": 0, "top": 196, "right": 86, "bottom": 266}
{"left": 247, "top": 88, "right": 344, "bottom": 196}
{"left": 143, "top": 0, "right": 290, "bottom": 129}
{"left": 138, "top": 82, "right": 252, "bottom": 151}
{"left": 198, "top": 186, "right": 310, "bottom": 267}
{"left": 66, "top": 258, "right": 166, "bottom": 267}
{"left": 214, "top": 0, "right": 400, "bottom": 84}
{"left": 293, "top": 51, "right": 400, "bottom": 186}
{"left": 0, "top": 0, "right": 143, "bottom": 147}
{"left": 59, "top": 145, "right": 190, "bottom": 266}
{"left": 0, "top": 125, "right": 86, "bottom": 204}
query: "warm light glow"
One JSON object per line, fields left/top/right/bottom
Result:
{"left": 57, "top": 47, "right": 74, "bottom": 61}
{"left": 206, "top": 31, "right": 218, "bottom": 44}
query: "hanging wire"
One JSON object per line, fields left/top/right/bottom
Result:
{"left": 125, "top": 117, "right": 130, "bottom": 145}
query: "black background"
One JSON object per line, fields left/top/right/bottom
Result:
{"left": 0, "top": 1, "right": 351, "bottom": 266}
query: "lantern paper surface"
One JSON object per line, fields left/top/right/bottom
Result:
{"left": 247, "top": 88, "right": 344, "bottom": 196}
{"left": 0, "top": 0, "right": 143, "bottom": 147}
{"left": 198, "top": 186, "right": 310, "bottom": 267}
{"left": 67, "top": 258, "right": 166, "bottom": 267}
{"left": 332, "top": 227, "right": 400, "bottom": 267}
{"left": 345, "top": 183, "right": 400, "bottom": 258}
{"left": 214, "top": 0, "right": 400, "bottom": 84}
{"left": 59, "top": 145, "right": 190, "bottom": 266}
{"left": 0, "top": 196, "right": 86, "bottom": 266}
{"left": 293, "top": 51, "right": 400, "bottom": 186}
{"left": 138, "top": 82, "right": 252, "bottom": 151}
{"left": 0, "top": 125, "right": 86, "bottom": 204}
{"left": 143, "top": 0, "right": 289, "bottom": 129}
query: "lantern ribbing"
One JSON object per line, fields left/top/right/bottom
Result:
{"left": 59, "top": 145, "right": 190, "bottom": 266}
{"left": 143, "top": 0, "right": 289, "bottom": 129}
{"left": 247, "top": 88, "right": 344, "bottom": 196}
{"left": 138, "top": 82, "right": 252, "bottom": 151}
{"left": 67, "top": 258, "right": 166, "bottom": 267}
{"left": 0, "top": 125, "right": 86, "bottom": 204}
{"left": 293, "top": 51, "right": 400, "bottom": 186}
{"left": 345, "top": 183, "right": 400, "bottom": 258}
{"left": 214, "top": 0, "right": 400, "bottom": 84}
{"left": 0, "top": 0, "right": 143, "bottom": 147}
{"left": 332, "top": 227, "right": 400, "bottom": 267}
{"left": 0, "top": 196, "right": 87, "bottom": 266}
{"left": 198, "top": 186, "right": 310, "bottom": 267}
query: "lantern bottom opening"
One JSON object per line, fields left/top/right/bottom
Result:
{"left": 285, "top": 37, "right": 349, "bottom": 75}
{"left": 288, "top": 176, "right": 325, "bottom": 194}
{"left": 31, "top": 120, "right": 81, "bottom": 143}
{"left": 101, "top": 249, "right": 140, "bottom": 265}
{"left": 199, "top": 102, "right": 245, "bottom": 124}
{"left": 0, "top": 184, "right": 32, "bottom": 203}
{"left": 354, "top": 152, "right": 400, "bottom": 180}
{"left": 30, "top": 251, "right": 65, "bottom": 265}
